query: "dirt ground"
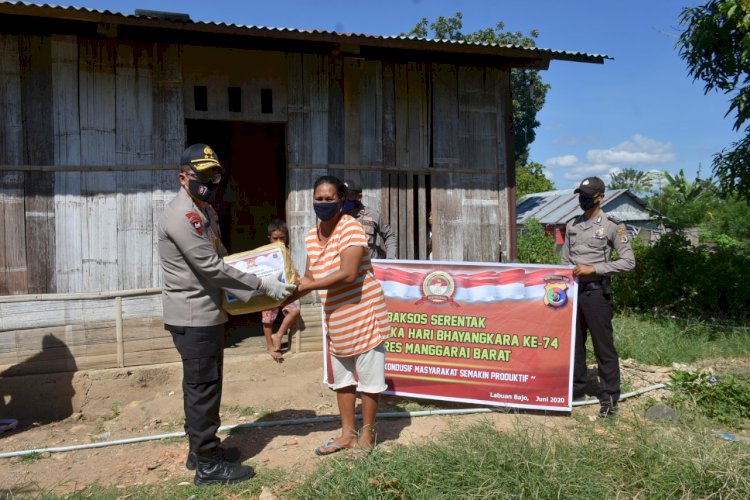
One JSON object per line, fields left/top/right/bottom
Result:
{"left": 0, "top": 345, "right": 733, "bottom": 496}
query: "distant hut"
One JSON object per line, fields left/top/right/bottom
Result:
{"left": 516, "top": 188, "right": 666, "bottom": 250}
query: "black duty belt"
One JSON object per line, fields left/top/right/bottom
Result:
{"left": 579, "top": 280, "right": 603, "bottom": 292}
{"left": 579, "top": 277, "right": 612, "bottom": 292}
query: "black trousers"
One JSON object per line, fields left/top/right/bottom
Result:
{"left": 573, "top": 287, "right": 620, "bottom": 402}
{"left": 167, "top": 324, "right": 225, "bottom": 455}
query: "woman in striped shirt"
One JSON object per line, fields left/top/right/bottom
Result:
{"left": 296, "top": 175, "right": 390, "bottom": 456}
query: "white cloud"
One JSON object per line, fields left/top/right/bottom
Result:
{"left": 586, "top": 134, "right": 675, "bottom": 166}
{"left": 552, "top": 134, "right": 599, "bottom": 146}
{"left": 563, "top": 163, "right": 612, "bottom": 179}
{"left": 545, "top": 154, "right": 578, "bottom": 168}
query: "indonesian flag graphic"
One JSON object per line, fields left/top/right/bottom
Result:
{"left": 374, "top": 265, "right": 558, "bottom": 303}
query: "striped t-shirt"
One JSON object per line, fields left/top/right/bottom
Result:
{"left": 305, "top": 215, "right": 390, "bottom": 357}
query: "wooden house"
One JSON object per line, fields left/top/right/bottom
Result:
{"left": 0, "top": 2, "right": 606, "bottom": 374}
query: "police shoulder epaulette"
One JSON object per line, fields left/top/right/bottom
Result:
{"left": 607, "top": 214, "right": 623, "bottom": 225}
{"left": 565, "top": 215, "right": 579, "bottom": 224}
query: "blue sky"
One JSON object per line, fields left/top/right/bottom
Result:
{"left": 59, "top": 0, "right": 738, "bottom": 189}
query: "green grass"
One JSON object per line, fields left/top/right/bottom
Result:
{"left": 614, "top": 311, "right": 750, "bottom": 366}
{"left": 29, "top": 418, "right": 750, "bottom": 499}
{"left": 291, "top": 420, "right": 750, "bottom": 499}
{"left": 19, "top": 451, "right": 43, "bottom": 463}
{"left": 108, "top": 402, "right": 121, "bottom": 420}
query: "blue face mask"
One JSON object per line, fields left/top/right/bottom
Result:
{"left": 313, "top": 201, "right": 341, "bottom": 221}
{"left": 579, "top": 196, "right": 597, "bottom": 211}
{"left": 342, "top": 199, "right": 362, "bottom": 213}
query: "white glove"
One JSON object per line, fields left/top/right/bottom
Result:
{"left": 258, "top": 270, "right": 297, "bottom": 301}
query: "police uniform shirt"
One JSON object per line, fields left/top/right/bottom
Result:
{"left": 355, "top": 207, "right": 397, "bottom": 260}
{"left": 158, "top": 188, "right": 262, "bottom": 327}
{"left": 560, "top": 210, "right": 635, "bottom": 279}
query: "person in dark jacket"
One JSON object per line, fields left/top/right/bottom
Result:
{"left": 342, "top": 179, "right": 397, "bottom": 260}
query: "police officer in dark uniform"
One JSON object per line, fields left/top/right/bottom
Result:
{"left": 561, "top": 176, "right": 635, "bottom": 417}
{"left": 158, "top": 143, "right": 296, "bottom": 485}
{"left": 342, "top": 180, "right": 397, "bottom": 259}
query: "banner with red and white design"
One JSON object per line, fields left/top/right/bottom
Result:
{"left": 374, "top": 260, "right": 578, "bottom": 411}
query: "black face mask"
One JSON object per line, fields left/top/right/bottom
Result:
{"left": 579, "top": 196, "right": 597, "bottom": 211}
{"left": 314, "top": 201, "right": 341, "bottom": 221}
{"left": 187, "top": 178, "right": 218, "bottom": 202}
{"left": 342, "top": 199, "right": 362, "bottom": 213}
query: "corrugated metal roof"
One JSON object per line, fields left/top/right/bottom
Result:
{"left": 0, "top": 2, "right": 611, "bottom": 64}
{"left": 516, "top": 189, "right": 656, "bottom": 225}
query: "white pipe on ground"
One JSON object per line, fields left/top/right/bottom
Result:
{"left": 0, "top": 383, "right": 670, "bottom": 459}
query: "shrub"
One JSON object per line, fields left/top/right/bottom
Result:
{"left": 517, "top": 218, "right": 559, "bottom": 264}
{"left": 668, "top": 370, "right": 750, "bottom": 427}
{"left": 613, "top": 231, "right": 750, "bottom": 322}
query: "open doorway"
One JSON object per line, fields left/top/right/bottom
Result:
{"left": 186, "top": 120, "right": 287, "bottom": 254}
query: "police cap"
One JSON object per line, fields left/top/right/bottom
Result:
{"left": 574, "top": 176, "right": 606, "bottom": 197}
{"left": 180, "top": 143, "right": 224, "bottom": 179}
{"left": 343, "top": 179, "right": 362, "bottom": 194}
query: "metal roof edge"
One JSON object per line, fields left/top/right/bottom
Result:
{"left": 0, "top": 1, "right": 612, "bottom": 64}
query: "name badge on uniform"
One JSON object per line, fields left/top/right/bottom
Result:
{"left": 594, "top": 227, "right": 605, "bottom": 240}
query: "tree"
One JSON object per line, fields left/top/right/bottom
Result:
{"left": 679, "top": 0, "right": 750, "bottom": 201}
{"left": 516, "top": 161, "right": 554, "bottom": 197}
{"left": 608, "top": 168, "right": 655, "bottom": 192}
{"left": 405, "top": 12, "right": 549, "bottom": 167}
{"left": 647, "top": 168, "right": 717, "bottom": 228}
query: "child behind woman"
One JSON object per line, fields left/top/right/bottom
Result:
{"left": 262, "top": 219, "right": 301, "bottom": 361}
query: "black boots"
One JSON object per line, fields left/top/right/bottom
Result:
{"left": 599, "top": 396, "right": 619, "bottom": 418}
{"left": 193, "top": 450, "right": 254, "bottom": 486}
{"left": 186, "top": 446, "right": 241, "bottom": 470}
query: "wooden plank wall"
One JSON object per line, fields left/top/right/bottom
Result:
{"left": 0, "top": 35, "right": 26, "bottom": 295}
{"left": 1, "top": 34, "right": 185, "bottom": 295}
{"left": 152, "top": 43, "right": 186, "bottom": 290}
{"left": 52, "top": 34, "right": 83, "bottom": 292}
{"left": 286, "top": 52, "right": 329, "bottom": 274}
{"left": 20, "top": 35, "right": 56, "bottom": 294}
{"left": 456, "top": 65, "right": 502, "bottom": 263}
{"left": 393, "top": 61, "right": 430, "bottom": 260}
{"left": 287, "top": 56, "right": 508, "bottom": 263}
{"left": 433, "top": 64, "right": 510, "bottom": 262}
{"left": 116, "top": 41, "right": 155, "bottom": 290}
{"left": 79, "top": 38, "right": 119, "bottom": 292}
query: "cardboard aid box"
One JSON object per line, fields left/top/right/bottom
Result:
{"left": 222, "top": 241, "right": 299, "bottom": 314}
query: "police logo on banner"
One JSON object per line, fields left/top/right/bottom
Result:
{"left": 543, "top": 275, "right": 570, "bottom": 308}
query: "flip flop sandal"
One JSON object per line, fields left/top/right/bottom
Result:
{"left": 314, "top": 437, "right": 347, "bottom": 456}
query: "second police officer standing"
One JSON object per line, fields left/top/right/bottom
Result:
{"left": 343, "top": 180, "right": 397, "bottom": 260}
{"left": 561, "top": 176, "right": 635, "bottom": 418}
{"left": 158, "top": 143, "right": 296, "bottom": 485}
